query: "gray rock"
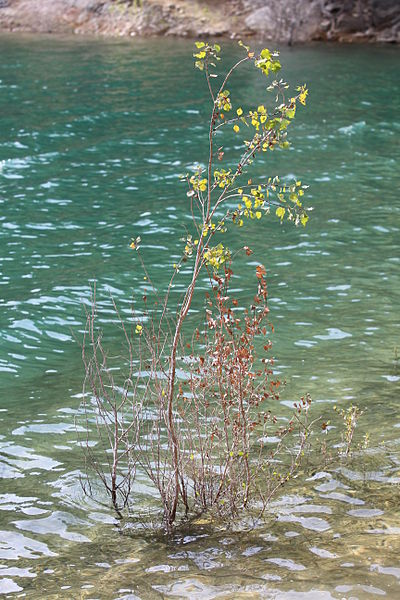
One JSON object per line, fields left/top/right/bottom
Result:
{"left": 336, "top": 13, "right": 367, "bottom": 34}
{"left": 244, "top": 0, "right": 323, "bottom": 43}
{"left": 370, "top": 0, "right": 400, "bottom": 27}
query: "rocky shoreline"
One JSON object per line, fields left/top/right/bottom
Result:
{"left": 0, "top": 0, "right": 399, "bottom": 44}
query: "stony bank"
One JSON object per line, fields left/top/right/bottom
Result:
{"left": 0, "top": 0, "right": 399, "bottom": 43}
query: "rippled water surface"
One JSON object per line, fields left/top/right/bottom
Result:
{"left": 0, "top": 35, "right": 399, "bottom": 599}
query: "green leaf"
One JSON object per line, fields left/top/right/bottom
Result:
{"left": 286, "top": 107, "right": 296, "bottom": 119}
{"left": 260, "top": 48, "right": 271, "bottom": 60}
{"left": 271, "top": 60, "right": 281, "bottom": 72}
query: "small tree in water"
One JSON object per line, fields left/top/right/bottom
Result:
{"left": 82, "top": 41, "right": 316, "bottom": 531}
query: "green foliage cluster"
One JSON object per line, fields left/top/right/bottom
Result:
{"left": 180, "top": 40, "right": 310, "bottom": 276}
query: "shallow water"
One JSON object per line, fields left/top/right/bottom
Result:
{"left": 0, "top": 35, "right": 399, "bottom": 599}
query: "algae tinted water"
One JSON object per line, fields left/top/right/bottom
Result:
{"left": 0, "top": 35, "right": 399, "bottom": 598}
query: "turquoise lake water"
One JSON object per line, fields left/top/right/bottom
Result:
{"left": 0, "top": 34, "right": 399, "bottom": 598}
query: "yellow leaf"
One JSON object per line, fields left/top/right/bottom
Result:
{"left": 301, "top": 214, "right": 309, "bottom": 227}
{"left": 243, "top": 196, "right": 252, "bottom": 209}
{"left": 233, "top": 124, "right": 240, "bottom": 133}
{"left": 299, "top": 87, "right": 308, "bottom": 105}
{"left": 276, "top": 206, "right": 286, "bottom": 220}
